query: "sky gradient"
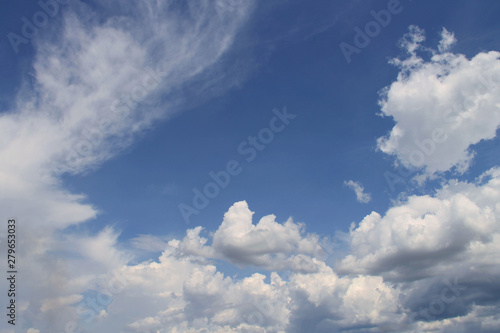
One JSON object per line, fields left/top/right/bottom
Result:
{"left": 1, "top": 0, "right": 500, "bottom": 332}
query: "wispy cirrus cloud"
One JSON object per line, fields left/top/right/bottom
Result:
{"left": 0, "top": 0, "right": 255, "bottom": 331}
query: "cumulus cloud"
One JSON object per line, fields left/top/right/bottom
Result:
{"left": 173, "top": 201, "right": 324, "bottom": 273}
{"left": 344, "top": 180, "right": 372, "bottom": 203}
{"left": 52, "top": 190, "right": 500, "bottom": 331}
{"left": 339, "top": 168, "right": 500, "bottom": 280}
{"left": 210, "top": 201, "right": 324, "bottom": 272}
{"left": 7, "top": 195, "right": 500, "bottom": 332}
{"left": 81, "top": 224, "right": 406, "bottom": 333}
{"left": 337, "top": 167, "right": 500, "bottom": 329}
{"left": 377, "top": 26, "right": 500, "bottom": 178}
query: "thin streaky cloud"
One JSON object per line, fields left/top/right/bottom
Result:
{"left": 344, "top": 180, "right": 372, "bottom": 203}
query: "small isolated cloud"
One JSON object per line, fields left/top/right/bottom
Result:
{"left": 344, "top": 180, "right": 371, "bottom": 203}
{"left": 377, "top": 26, "right": 500, "bottom": 179}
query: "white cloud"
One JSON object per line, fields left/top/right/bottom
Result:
{"left": 130, "top": 234, "right": 171, "bottom": 252}
{"left": 210, "top": 201, "right": 323, "bottom": 272}
{"left": 377, "top": 26, "right": 500, "bottom": 178}
{"left": 338, "top": 167, "right": 500, "bottom": 282}
{"left": 174, "top": 201, "right": 324, "bottom": 273}
{"left": 75, "top": 187, "right": 500, "bottom": 331}
{"left": 6, "top": 194, "right": 499, "bottom": 332}
{"left": 40, "top": 294, "right": 83, "bottom": 313}
{"left": 91, "top": 237, "right": 405, "bottom": 333}
{"left": 72, "top": 226, "right": 131, "bottom": 268}
{"left": 27, "top": 329, "right": 40, "bottom": 333}
{"left": 0, "top": 0, "right": 255, "bottom": 229}
{"left": 344, "top": 180, "right": 372, "bottom": 203}
{"left": 438, "top": 28, "right": 456, "bottom": 53}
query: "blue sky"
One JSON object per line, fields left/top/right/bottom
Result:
{"left": 68, "top": 0, "right": 500, "bottom": 238}
{"left": 1, "top": 0, "right": 500, "bottom": 332}
{"left": 54, "top": 0, "right": 500, "bottom": 237}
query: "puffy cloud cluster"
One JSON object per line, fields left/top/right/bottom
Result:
{"left": 377, "top": 26, "right": 500, "bottom": 178}
{"left": 175, "top": 201, "right": 324, "bottom": 273}
{"left": 339, "top": 168, "right": 500, "bottom": 328}
{"left": 90, "top": 169, "right": 499, "bottom": 333}
{"left": 61, "top": 203, "right": 407, "bottom": 333}
{"left": 11, "top": 183, "right": 500, "bottom": 332}
{"left": 339, "top": 168, "right": 500, "bottom": 281}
